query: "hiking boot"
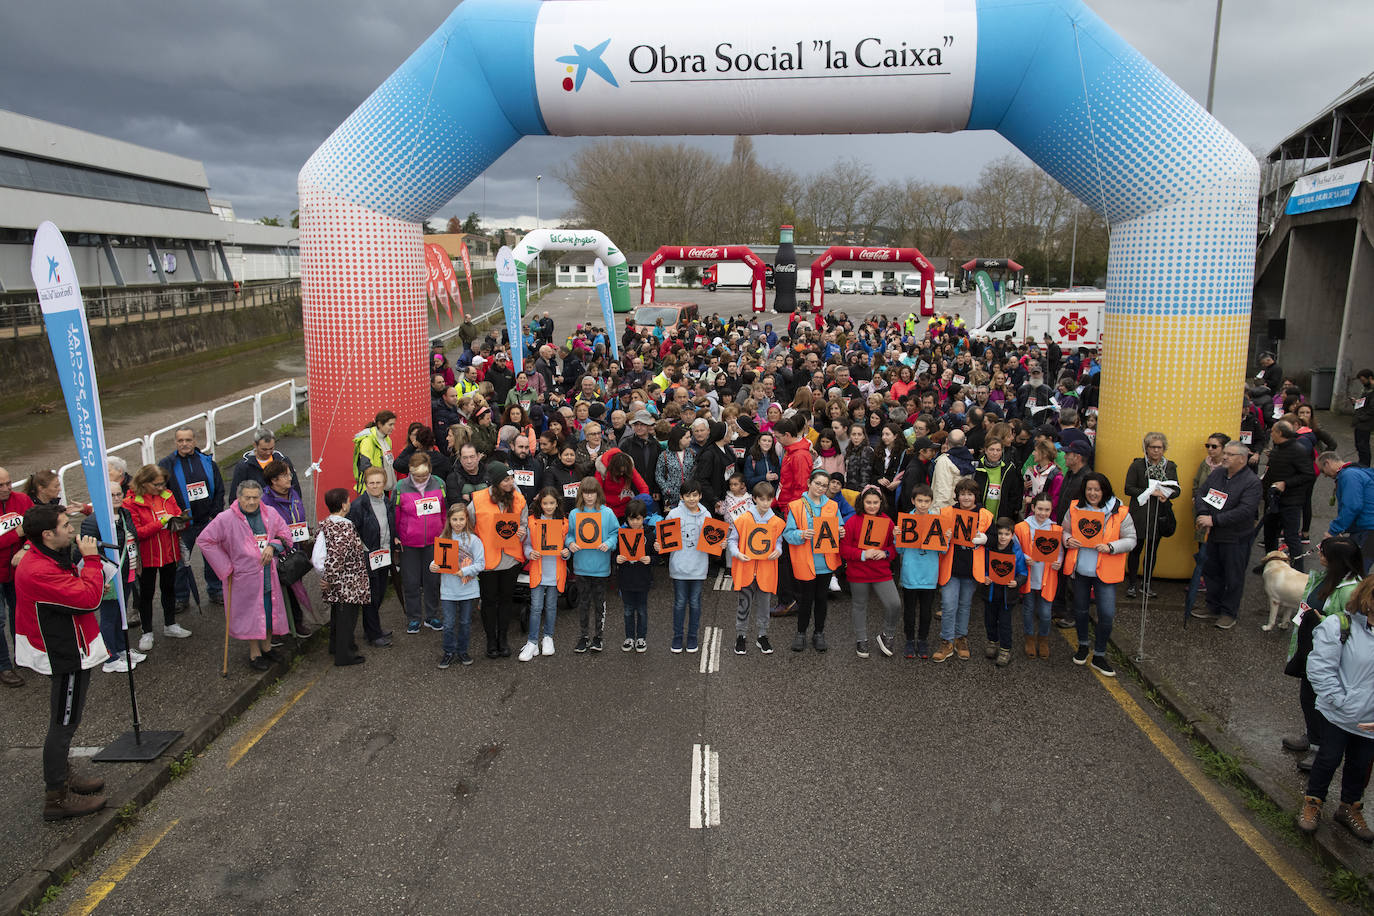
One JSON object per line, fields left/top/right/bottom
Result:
{"left": 932, "top": 640, "right": 955, "bottom": 663}
{"left": 954, "top": 637, "right": 970, "bottom": 660}
{"left": 995, "top": 648, "right": 1011, "bottom": 667}
{"left": 1037, "top": 635, "right": 1050, "bottom": 659}
{"left": 43, "top": 786, "right": 106, "bottom": 822}
{"left": 66, "top": 767, "right": 104, "bottom": 796}
{"left": 791, "top": 633, "right": 806, "bottom": 652}
{"left": 1297, "top": 796, "right": 1323, "bottom": 834}
{"left": 1024, "top": 636, "right": 1037, "bottom": 658}
{"left": 1336, "top": 802, "right": 1374, "bottom": 842}
{"left": 1281, "top": 735, "right": 1311, "bottom": 753}
{"left": 984, "top": 642, "right": 998, "bottom": 660}
{"left": 1298, "top": 750, "right": 1317, "bottom": 772}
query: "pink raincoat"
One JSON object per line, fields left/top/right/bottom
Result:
{"left": 198, "top": 501, "right": 292, "bottom": 640}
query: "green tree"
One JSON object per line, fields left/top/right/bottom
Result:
{"left": 258, "top": 216, "right": 282, "bottom": 227}
{"left": 462, "top": 211, "right": 482, "bottom": 234}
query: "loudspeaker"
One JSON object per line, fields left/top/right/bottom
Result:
{"left": 1268, "top": 318, "right": 1287, "bottom": 341}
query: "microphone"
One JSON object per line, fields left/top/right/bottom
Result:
{"left": 92, "top": 541, "right": 122, "bottom": 552}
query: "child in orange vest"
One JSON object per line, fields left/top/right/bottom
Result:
{"left": 727, "top": 481, "right": 784, "bottom": 655}
{"left": 616, "top": 499, "right": 655, "bottom": 653}
{"left": 1014, "top": 493, "right": 1063, "bottom": 660}
{"left": 519, "top": 488, "right": 567, "bottom": 662}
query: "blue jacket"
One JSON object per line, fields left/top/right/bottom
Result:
{"left": 983, "top": 539, "right": 1028, "bottom": 599}
{"left": 1330, "top": 464, "right": 1374, "bottom": 536}
{"left": 666, "top": 504, "right": 711, "bottom": 581}
{"left": 897, "top": 511, "right": 942, "bottom": 590}
{"left": 743, "top": 452, "right": 780, "bottom": 491}
{"left": 1308, "top": 611, "right": 1374, "bottom": 738}
{"left": 830, "top": 492, "right": 855, "bottom": 522}
{"left": 159, "top": 448, "right": 225, "bottom": 523}
{"left": 566, "top": 506, "right": 619, "bottom": 577}
{"left": 437, "top": 532, "right": 484, "bottom": 601}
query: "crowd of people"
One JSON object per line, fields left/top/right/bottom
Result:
{"left": 6, "top": 302, "right": 1374, "bottom": 828}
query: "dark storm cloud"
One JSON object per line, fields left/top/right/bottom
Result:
{"left": 2, "top": 1, "right": 1370, "bottom": 226}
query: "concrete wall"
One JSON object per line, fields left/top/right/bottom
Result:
{"left": 1335, "top": 226, "right": 1374, "bottom": 410}
{"left": 1249, "top": 235, "right": 1287, "bottom": 363}
{"left": 1279, "top": 221, "right": 1355, "bottom": 392}
{"left": 0, "top": 296, "right": 302, "bottom": 408}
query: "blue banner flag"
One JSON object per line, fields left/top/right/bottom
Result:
{"left": 495, "top": 245, "right": 524, "bottom": 375}
{"left": 593, "top": 258, "right": 619, "bottom": 360}
{"left": 30, "top": 221, "right": 126, "bottom": 625}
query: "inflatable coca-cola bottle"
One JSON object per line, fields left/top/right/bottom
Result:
{"left": 772, "top": 225, "right": 797, "bottom": 314}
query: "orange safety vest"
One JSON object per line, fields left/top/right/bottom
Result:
{"left": 471, "top": 488, "right": 527, "bottom": 570}
{"left": 731, "top": 515, "right": 785, "bottom": 594}
{"left": 1062, "top": 504, "right": 1129, "bottom": 584}
{"left": 937, "top": 506, "right": 992, "bottom": 586}
{"left": 1014, "top": 520, "right": 1060, "bottom": 601}
{"left": 527, "top": 543, "right": 567, "bottom": 592}
{"left": 787, "top": 497, "right": 840, "bottom": 581}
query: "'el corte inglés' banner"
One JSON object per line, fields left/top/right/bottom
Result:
{"left": 533, "top": 0, "right": 977, "bottom": 135}
{"left": 496, "top": 246, "right": 524, "bottom": 375}
{"left": 1286, "top": 161, "right": 1370, "bottom": 215}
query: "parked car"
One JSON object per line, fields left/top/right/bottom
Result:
{"left": 823, "top": 277, "right": 837, "bottom": 294}
{"left": 838, "top": 279, "right": 857, "bottom": 294}
{"left": 880, "top": 279, "right": 899, "bottom": 295}
{"left": 933, "top": 276, "right": 951, "bottom": 298}
{"left": 858, "top": 280, "right": 877, "bottom": 295}
{"left": 634, "top": 302, "right": 700, "bottom": 330}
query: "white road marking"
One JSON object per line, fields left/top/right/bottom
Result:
{"left": 713, "top": 569, "right": 730, "bottom": 590}
{"left": 690, "top": 743, "right": 721, "bottom": 829}
{"left": 699, "top": 626, "right": 722, "bottom": 674}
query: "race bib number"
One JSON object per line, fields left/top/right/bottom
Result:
{"left": 415, "top": 496, "right": 441, "bottom": 517}
{"left": 953, "top": 374, "right": 966, "bottom": 385}
{"left": 1203, "top": 488, "right": 1227, "bottom": 510}
{"left": 733, "top": 447, "right": 746, "bottom": 459}
{"left": 368, "top": 549, "right": 391, "bottom": 571}
{"left": 254, "top": 534, "right": 268, "bottom": 550}
{"left": 1240, "top": 431, "right": 1253, "bottom": 445}
{"left": 512, "top": 469, "right": 535, "bottom": 489}
{"left": 986, "top": 485, "right": 1001, "bottom": 502}
{"left": 1272, "top": 405, "right": 1283, "bottom": 420}
{"left": 186, "top": 480, "right": 209, "bottom": 502}
{"left": 1357, "top": 397, "right": 1367, "bottom": 411}
{"left": 1026, "top": 398, "right": 1037, "bottom": 408}
{"left": 563, "top": 482, "right": 580, "bottom": 499}
{"left": 290, "top": 522, "right": 311, "bottom": 543}
{"left": 725, "top": 495, "right": 752, "bottom": 521}
{"left": 0, "top": 513, "right": 20, "bottom": 535}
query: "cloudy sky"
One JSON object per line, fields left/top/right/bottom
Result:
{"left": 1, "top": 0, "right": 1369, "bottom": 228}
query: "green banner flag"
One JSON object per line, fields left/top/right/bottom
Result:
{"left": 974, "top": 270, "right": 996, "bottom": 318}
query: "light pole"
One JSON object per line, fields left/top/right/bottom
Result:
{"left": 535, "top": 175, "right": 542, "bottom": 295}
{"left": 1205, "top": 0, "right": 1223, "bottom": 113}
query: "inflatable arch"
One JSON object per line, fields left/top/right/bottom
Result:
{"left": 513, "top": 228, "right": 632, "bottom": 314}
{"left": 299, "top": 0, "right": 1259, "bottom": 576}
{"left": 640, "top": 245, "right": 767, "bottom": 312}
{"left": 809, "top": 246, "right": 936, "bottom": 317}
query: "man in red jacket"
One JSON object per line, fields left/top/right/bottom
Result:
{"left": 0, "top": 467, "right": 34, "bottom": 687}
{"left": 14, "top": 504, "right": 108, "bottom": 820}
{"left": 771, "top": 417, "right": 815, "bottom": 617}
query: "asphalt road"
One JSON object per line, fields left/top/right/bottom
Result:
{"left": 43, "top": 571, "right": 1345, "bottom": 915}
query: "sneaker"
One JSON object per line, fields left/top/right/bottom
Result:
{"left": 542, "top": 636, "right": 555, "bottom": 657}
{"left": 685, "top": 636, "right": 699, "bottom": 653}
{"left": 855, "top": 640, "right": 870, "bottom": 659}
{"left": 102, "top": 654, "right": 131, "bottom": 674}
{"left": 590, "top": 636, "right": 604, "bottom": 652}
{"left": 1091, "top": 654, "right": 1116, "bottom": 677}
{"left": 458, "top": 653, "right": 473, "bottom": 666}
{"left": 1190, "top": 608, "right": 1219, "bottom": 621}
{"left": 138, "top": 633, "right": 154, "bottom": 652}
{"left": 672, "top": 636, "right": 684, "bottom": 653}
{"left": 127, "top": 648, "right": 147, "bottom": 664}
{"left": 812, "top": 632, "right": 828, "bottom": 652}
{"left": 1215, "top": 616, "right": 1237, "bottom": 630}
{"left": 518, "top": 642, "right": 540, "bottom": 662}
{"left": 932, "top": 640, "right": 955, "bottom": 662}
{"left": 756, "top": 635, "right": 773, "bottom": 654}
{"left": 917, "top": 639, "right": 931, "bottom": 659}
{"left": 1282, "top": 735, "right": 1311, "bottom": 753}
{"left": 438, "top": 652, "right": 455, "bottom": 670}
{"left": 875, "top": 633, "right": 894, "bottom": 657}
{"left": 406, "top": 620, "right": 422, "bottom": 635}
{"left": 425, "top": 617, "right": 443, "bottom": 631}
{"left": 1073, "top": 645, "right": 1091, "bottom": 665}
{"left": 1298, "top": 750, "right": 1317, "bottom": 772}
{"left": 622, "top": 638, "right": 635, "bottom": 652}
{"left": 828, "top": 577, "right": 841, "bottom": 593}
{"left": 163, "top": 623, "right": 192, "bottom": 638}
{"left": 735, "top": 635, "right": 747, "bottom": 655}
{"left": 984, "top": 643, "right": 998, "bottom": 660}
{"left": 1336, "top": 802, "right": 1374, "bottom": 842}
{"left": 996, "top": 648, "right": 1011, "bottom": 667}
{"left": 574, "top": 636, "right": 590, "bottom": 653}
{"left": 791, "top": 633, "right": 806, "bottom": 652}
{"left": 636, "top": 638, "right": 647, "bottom": 653}
{"left": 904, "top": 639, "right": 917, "bottom": 659}
{"left": 954, "top": 637, "right": 969, "bottom": 660}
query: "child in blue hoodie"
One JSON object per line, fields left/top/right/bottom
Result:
{"left": 565, "top": 476, "right": 619, "bottom": 654}
{"left": 982, "top": 518, "right": 1028, "bottom": 667}
{"left": 897, "top": 485, "right": 942, "bottom": 659}
{"left": 667, "top": 479, "right": 711, "bottom": 654}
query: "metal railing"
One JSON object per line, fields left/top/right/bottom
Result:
{"left": 430, "top": 283, "right": 550, "bottom": 346}
{"left": 20, "top": 379, "right": 302, "bottom": 508}
{"left": 0, "top": 279, "right": 302, "bottom": 339}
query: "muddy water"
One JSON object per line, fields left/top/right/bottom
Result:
{"left": 0, "top": 341, "right": 307, "bottom": 493}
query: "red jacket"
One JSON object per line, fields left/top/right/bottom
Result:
{"left": 15, "top": 545, "right": 106, "bottom": 674}
{"left": 124, "top": 489, "right": 183, "bottom": 568}
{"left": 839, "top": 512, "right": 897, "bottom": 583}
{"left": 776, "top": 438, "right": 814, "bottom": 510}
{"left": 0, "top": 490, "right": 34, "bottom": 583}
{"left": 594, "top": 448, "right": 649, "bottom": 519}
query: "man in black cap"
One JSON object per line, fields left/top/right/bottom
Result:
{"left": 620, "top": 410, "right": 662, "bottom": 496}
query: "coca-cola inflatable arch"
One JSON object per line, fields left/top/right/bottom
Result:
{"left": 809, "top": 247, "right": 936, "bottom": 316}
{"left": 639, "top": 245, "right": 766, "bottom": 313}
{"left": 299, "top": 0, "right": 1258, "bottom": 578}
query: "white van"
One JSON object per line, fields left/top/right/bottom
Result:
{"left": 933, "top": 276, "right": 951, "bottom": 298}
{"left": 901, "top": 276, "right": 922, "bottom": 297}
{"left": 970, "top": 288, "right": 1106, "bottom": 349}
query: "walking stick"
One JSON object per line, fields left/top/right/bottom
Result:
{"left": 221, "top": 576, "right": 232, "bottom": 677}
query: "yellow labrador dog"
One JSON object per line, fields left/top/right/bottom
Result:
{"left": 1260, "top": 550, "right": 1309, "bottom": 632}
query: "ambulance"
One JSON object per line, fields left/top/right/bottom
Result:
{"left": 969, "top": 288, "right": 1106, "bottom": 350}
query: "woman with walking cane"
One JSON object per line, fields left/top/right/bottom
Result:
{"left": 198, "top": 481, "right": 293, "bottom": 672}
{"left": 1123, "top": 432, "right": 1179, "bottom": 599}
